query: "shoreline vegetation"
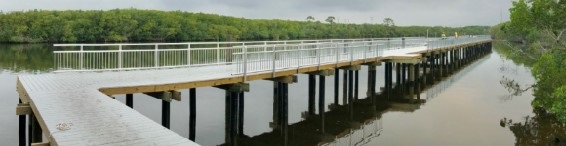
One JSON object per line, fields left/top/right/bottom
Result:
{"left": 491, "top": 0, "right": 565, "bottom": 123}
{"left": 0, "top": 9, "right": 489, "bottom": 43}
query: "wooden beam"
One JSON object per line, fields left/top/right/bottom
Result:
{"left": 266, "top": 75, "right": 297, "bottom": 84}
{"left": 171, "top": 91, "right": 181, "bottom": 101}
{"left": 144, "top": 91, "right": 173, "bottom": 102}
{"left": 362, "top": 61, "right": 382, "bottom": 66}
{"left": 16, "top": 103, "right": 31, "bottom": 115}
{"left": 306, "top": 69, "right": 335, "bottom": 76}
{"left": 339, "top": 65, "right": 361, "bottom": 71}
{"left": 214, "top": 83, "right": 250, "bottom": 92}
{"left": 16, "top": 78, "right": 31, "bottom": 103}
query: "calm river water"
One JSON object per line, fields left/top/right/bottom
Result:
{"left": 0, "top": 44, "right": 562, "bottom": 145}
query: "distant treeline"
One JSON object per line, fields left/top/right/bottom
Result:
{"left": 0, "top": 9, "right": 489, "bottom": 43}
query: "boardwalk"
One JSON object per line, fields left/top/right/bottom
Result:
{"left": 16, "top": 36, "right": 491, "bottom": 146}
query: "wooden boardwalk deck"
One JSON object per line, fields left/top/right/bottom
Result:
{"left": 16, "top": 38, "right": 491, "bottom": 146}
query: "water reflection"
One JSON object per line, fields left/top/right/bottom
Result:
{"left": 501, "top": 109, "right": 566, "bottom": 145}
{"left": 0, "top": 44, "right": 55, "bottom": 72}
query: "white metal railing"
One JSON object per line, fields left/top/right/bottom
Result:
{"left": 231, "top": 40, "right": 386, "bottom": 75}
{"left": 426, "top": 35, "right": 491, "bottom": 49}
{"left": 53, "top": 36, "right": 491, "bottom": 74}
{"left": 53, "top": 38, "right": 394, "bottom": 72}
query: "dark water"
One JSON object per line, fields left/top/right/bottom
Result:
{"left": 0, "top": 44, "right": 562, "bottom": 145}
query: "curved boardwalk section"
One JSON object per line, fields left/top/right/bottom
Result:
{"left": 16, "top": 37, "right": 491, "bottom": 145}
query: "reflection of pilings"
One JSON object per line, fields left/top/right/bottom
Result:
{"left": 319, "top": 75, "right": 326, "bottom": 134}
{"left": 452, "top": 49, "right": 456, "bottom": 69}
{"left": 460, "top": 48, "right": 464, "bottom": 67}
{"left": 415, "top": 63, "right": 422, "bottom": 100}
{"left": 342, "top": 70, "right": 348, "bottom": 104}
{"left": 430, "top": 54, "right": 435, "bottom": 83}
{"left": 385, "top": 62, "right": 393, "bottom": 99}
{"left": 367, "top": 65, "right": 377, "bottom": 101}
{"left": 421, "top": 59, "right": 427, "bottom": 87}
{"left": 272, "top": 82, "right": 279, "bottom": 128}
{"left": 440, "top": 52, "right": 445, "bottom": 76}
{"left": 334, "top": 69, "right": 339, "bottom": 105}
{"left": 400, "top": 63, "right": 407, "bottom": 95}
{"left": 408, "top": 64, "right": 415, "bottom": 84}
{"left": 189, "top": 88, "right": 196, "bottom": 141}
{"left": 238, "top": 92, "right": 244, "bottom": 136}
{"left": 354, "top": 70, "right": 359, "bottom": 100}
{"left": 348, "top": 70, "right": 354, "bottom": 102}
{"left": 395, "top": 63, "right": 401, "bottom": 85}
{"left": 401, "top": 63, "right": 407, "bottom": 85}
{"left": 280, "top": 82, "right": 289, "bottom": 146}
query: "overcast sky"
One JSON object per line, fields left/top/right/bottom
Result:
{"left": 0, "top": 0, "right": 512, "bottom": 26}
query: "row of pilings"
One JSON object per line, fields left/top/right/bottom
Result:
{"left": 220, "top": 42, "right": 492, "bottom": 146}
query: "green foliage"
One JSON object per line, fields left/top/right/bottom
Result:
{"left": 509, "top": 0, "right": 533, "bottom": 37}
{"left": 532, "top": 50, "right": 566, "bottom": 121}
{"left": 495, "top": 0, "right": 566, "bottom": 122}
{"left": 551, "top": 86, "right": 566, "bottom": 122}
{"left": 0, "top": 9, "right": 490, "bottom": 43}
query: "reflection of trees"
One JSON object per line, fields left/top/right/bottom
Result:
{"left": 0, "top": 44, "right": 54, "bottom": 72}
{"left": 493, "top": 41, "right": 537, "bottom": 67}
{"left": 501, "top": 109, "right": 566, "bottom": 145}
{"left": 499, "top": 76, "right": 534, "bottom": 101}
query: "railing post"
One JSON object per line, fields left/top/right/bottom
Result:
{"left": 80, "top": 45, "right": 84, "bottom": 70}
{"left": 243, "top": 46, "right": 248, "bottom": 82}
{"left": 118, "top": 45, "right": 123, "bottom": 69}
{"left": 335, "top": 44, "right": 339, "bottom": 66}
{"left": 187, "top": 44, "right": 191, "bottom": 67}
{"left": 375, "top": 41, "right": 379, "bottom": 57}
{"left": 317, "top": 44, "right": 322, "bottom": 69}
{"left": 217, "top": 43, "right": 220, "bottom": 64}
{"left": 154, "top": 44, "right": 159, "bottom": 67}
{"left": 272, "top": 45, "right": 277, "bottom": 77}
{"left": 349, "top": 44, "right": 353, "bottom": 64}
{"left": 363, "top": 43, "right": 367, "bottom": 62}
{"left": 387, "top": 38, "right": 391, "bottom": 49}
{"left": 297, "top": 41, "right": 305, "bottom": 70}
{"left": 402, "top": 37, "right": 406, "bottom": 49}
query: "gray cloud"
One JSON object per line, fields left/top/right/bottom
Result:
{"left": 0, "top": 0, "right": 512, "bottom": 26}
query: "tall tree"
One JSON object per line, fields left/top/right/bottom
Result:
{"left": 325, "top": 16, "right": 335, "bottom": 24}
{"left": 383, "top": 18, "right": 395, "bottom": 27}
{"left": 306, "top": 16, "right": 315, "bottom": 22}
